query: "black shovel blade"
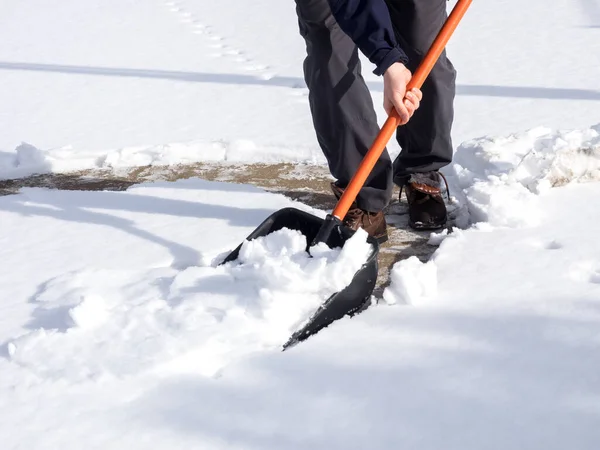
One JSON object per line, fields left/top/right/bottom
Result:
{"left": 221, "top": 207, "right": 379, "bottom": 349}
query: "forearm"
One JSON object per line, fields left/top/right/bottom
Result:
{"left": 327, "top": 0, "right": 409, "bottom": 75}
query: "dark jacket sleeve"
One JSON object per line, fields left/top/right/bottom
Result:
{"left": 328, "top": 0, "right": 409, "bottom": 76}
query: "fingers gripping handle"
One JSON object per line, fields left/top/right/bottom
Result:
{"left": 331, "top": 0, "right": 472, "bottom": 222}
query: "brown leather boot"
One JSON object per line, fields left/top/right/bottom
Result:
{"left": 400, "top": 171, "right": 449, "bottom": 230}
{"left": 330, "top": 183, "right": 388, "bottom": 243}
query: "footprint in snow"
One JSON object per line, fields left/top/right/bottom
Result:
{"left": 545, "top": 240, "right": 563, "bottom": 250}
{"left": 165, "top": 8, "right": 275, "bottom": 80}
{"left": 526, "top": 238, "right": 563, "bottom": 251}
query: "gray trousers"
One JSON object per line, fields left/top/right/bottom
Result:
{"left": 294, "top": 0, "right": 456, "bottom": 212}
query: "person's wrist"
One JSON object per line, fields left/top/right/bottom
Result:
{"left": 384, "top": 62, "right": 411, "bottom": 80}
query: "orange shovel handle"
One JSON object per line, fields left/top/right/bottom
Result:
{"left": 332, "top": 0, "right": 472, "bottom": 221}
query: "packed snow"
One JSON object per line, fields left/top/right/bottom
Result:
{"left": 2, "top": 0, "right": 600, "bottom": 449}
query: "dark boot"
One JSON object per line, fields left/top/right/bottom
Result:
{"left": 400, "top": 172, "right": 449, "bottom": 230}
{"left": 331, "top": 183, "right": 388, "bottom": 243}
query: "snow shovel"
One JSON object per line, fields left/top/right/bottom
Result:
{"left": 222, "top": 0, "right": 472, "bottom": 349}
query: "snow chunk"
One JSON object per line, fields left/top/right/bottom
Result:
{"left": 383, "top": 257, "right": 437, "bottom": 306}
{"left": 223, "top": 227, "right": 373, "bottom": 336}
{"left": 6, "top": 342, "right": 17, "bottom": 357}
{"left": 428, "top": 229, "right": 450, "bottom": 246}
{"left": 68, "top": 295, "right": 108, "bottom": 329}
{"left": 0, "top": 142, "right": 51, "bottom": 179}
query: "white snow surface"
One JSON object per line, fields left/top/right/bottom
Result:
{"left": 2, "top": 138, "right": 600, "bottom": 450}
{"left": 3, "top": 176, "right": 600, "bottom": 450}
{"left": 1, "top": 0, "right": 599, "bottom": 177}
{"left": 383, "top": 257, "right": 438, "bottom": 306}
{"left": 2, "top": 0, "right": 600, "bottom": 449}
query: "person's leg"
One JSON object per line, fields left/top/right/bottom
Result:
{"left": 385, "top": 0, "right": 457, "bottom": 183}
{"left": 294, "top": 0, "right": 393, "bottom": 213}
{"left": 381, "top": 0, "right": 455, "bottom": 230}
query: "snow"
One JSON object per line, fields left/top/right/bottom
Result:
{"left": 1, "top": 0, "right": 599, "bottom": 175}
{"left": 449, "top": 123, "right": 600, "bottom": 227}
{"left": 383, "top": 257, "right": 438, "bottom": 306}
{"left": 4, "top": 142, "right": 599, "bottom": 450}
{"left": 6, "top": 224, "right": 371, "bottom": 381}
{"left": 2, "top": 0, "right": 600, "bottom": 448}
{"left": 383, "top": 122, "right": 600, "bottom": 317}
{"left": 0, "top": 140, "right": 327, "bottom": 181}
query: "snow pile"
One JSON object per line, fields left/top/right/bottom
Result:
{"left": 8, "top": 228, "right": 372, "bottom": 381}
{"left": 382, "top": 257, "right": 437, "bottom": 306}
{"left": 384, "top": 124, "right": 600, "bottom": 311}
{"left": 0, "top": 140, "right": 327, "bottom": 181}
{"left": 453, "top": 124, "right": 600, "bottom": 226}
{"left": 0, "top": 143, "right": 51, "bottom": 180}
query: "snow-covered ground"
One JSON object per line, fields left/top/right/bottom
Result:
{"left": 2, "top": 0, "right": 600, "bottom": 448}
{"left": 1, "top": 0, "right": 599, "bottom": 177}
{"left": 2, "top": 156, "right": 600, "bottom": 449}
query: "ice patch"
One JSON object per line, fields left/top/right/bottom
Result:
{"left": 8, "top": 228, "right": 372, "bottom": 381}
{"left": 382, "top": 257, "right": 437, "bottom": 306}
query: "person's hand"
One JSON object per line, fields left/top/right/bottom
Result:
{"left": 383, "top": 62, "right": 423, "bottom": 125}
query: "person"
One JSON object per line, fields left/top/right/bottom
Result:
{"left": 294, "top": 0, "right": 456, "bottom": 243}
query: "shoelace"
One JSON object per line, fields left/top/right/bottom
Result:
{"left": 439, "top": 172, "right": 451, "bottom": 200}
{"left": 344, "top": 207, "right": 379, "bottom": 227}
{"left": 399, "top": 171, "right": 451, "bottom": 202}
